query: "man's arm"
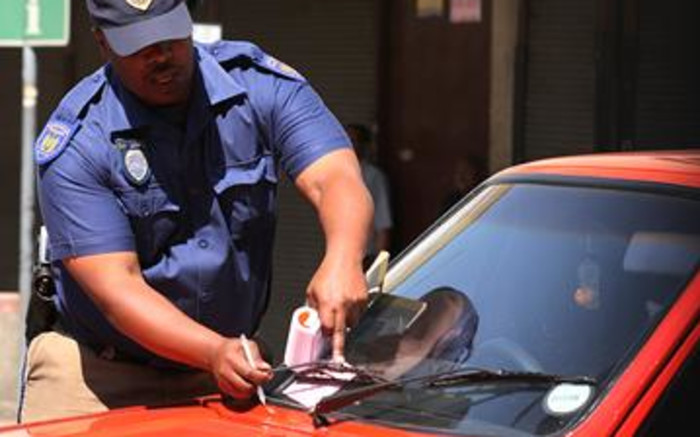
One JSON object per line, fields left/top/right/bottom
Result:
{"left": 294, "top": 148, "right": 374, "bottom": 360}
{"left": 63, "top": 251, "right": 272, "bottom": 398}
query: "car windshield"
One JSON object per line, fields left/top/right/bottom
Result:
{"left": 278, "top": 181, "right": 700, "bottom": 436}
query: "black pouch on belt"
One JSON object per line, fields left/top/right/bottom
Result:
{"left": 25, "top": 263, "right": 58, "bottom": 344}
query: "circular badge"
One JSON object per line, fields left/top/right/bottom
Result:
{"left": 543, "top": 383, "right": 594, "bottom": 416}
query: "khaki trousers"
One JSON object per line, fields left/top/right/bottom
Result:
{"left": 20, "top": 331, "right": 218, "bottom": 423}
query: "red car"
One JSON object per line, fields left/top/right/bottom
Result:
{"left": 2, "top": 150, "right": 698, "bottom": 436}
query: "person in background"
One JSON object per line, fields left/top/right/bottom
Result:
{"left": 440, "top": 155, "right": 484, "bottom": 216}
{"left": 346, "top": 123, "right": 393, "bottom": 269}
{"left": 21, "top": 0, "right": 372, "bottom": 422}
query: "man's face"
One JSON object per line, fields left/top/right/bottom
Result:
{"left": 96, "top": 31, "right": 195, "bottom": 107}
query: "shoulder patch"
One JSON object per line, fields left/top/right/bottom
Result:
{"left": 259, "top": 54, "right": 306, "bottom": 81}
{"left": 34, "top": 68, "right": 105, "bottom": 166}
{"left": 34, "top": 120, "right": 78, "bottom": 165}
{"left": 201, "top": 40, "right": 307, "bottom": 82}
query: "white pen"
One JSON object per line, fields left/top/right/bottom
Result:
{"left": 240, "top": 334, "right": 268, "bottom": 408}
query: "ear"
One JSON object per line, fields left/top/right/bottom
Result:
{"left": 92, "top": 28, "right": 113, "bottom": 60}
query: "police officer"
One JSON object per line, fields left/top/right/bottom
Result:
{"left": 22, "top": 0, "right": 372, "bottom": 422}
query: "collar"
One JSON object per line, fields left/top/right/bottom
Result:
{"left": 196, "top": 44, "right": 247, "bottom": 106}
{"left": 104, "top": 46, "right": 247, "bottom": 138}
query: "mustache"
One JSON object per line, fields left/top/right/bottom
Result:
{"left": 149, "top": 62, "right": 176, "bottom": 75}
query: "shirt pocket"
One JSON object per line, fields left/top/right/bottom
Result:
{"left": 214, "top": 154, "right": 278, "bottom": 241}
{"left": 117, "top": 185, "right": 184, "bottom": 267}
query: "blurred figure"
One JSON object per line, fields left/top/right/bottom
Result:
{"left": 440, "top": 155, "right": 484, "bottom": 215}
{"left": 346, "top": 124, "right": 393, "bottom": 268}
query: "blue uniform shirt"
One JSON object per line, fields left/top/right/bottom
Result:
{"left": 35, "top": 41, "right": 349, "bottom": 368}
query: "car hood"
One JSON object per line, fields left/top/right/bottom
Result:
{"left": 0, "top": 397, "right": 434, "bottom": 437}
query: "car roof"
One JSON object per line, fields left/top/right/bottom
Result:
{"left": 494, "top": 150, "right": 700, "bottom": 189}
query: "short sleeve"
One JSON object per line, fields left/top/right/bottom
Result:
{"left": 268, "top": 80, "right": 351, "bottom": 179}
{"left": 38, "top": 135, "right": 135, "bottom": 260}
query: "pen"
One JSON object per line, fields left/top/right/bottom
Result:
{"left": 240, "top": 334, "right": 268, "bottom": 408}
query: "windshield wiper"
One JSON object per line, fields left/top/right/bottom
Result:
{"left": 311, "top": 367, "right": 595, "bottom": 424}
{"left": 427, "top": 368, "right": 596, "bottom": 388}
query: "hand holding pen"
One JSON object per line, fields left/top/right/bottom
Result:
{"left": 209, "top": 334, "right": 273, "bottom": 406}
{"left": 240, "top": 334, "right": 271, "bottom": 410}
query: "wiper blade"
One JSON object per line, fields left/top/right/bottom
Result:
{"left": 312, "top": 366, "right": 595, "bottom": 420}
{"left": 312, "top": 377, "right": 402, "bottom": 417}
{"left": 428, "top": 368, "right": 596, "bottom": 388}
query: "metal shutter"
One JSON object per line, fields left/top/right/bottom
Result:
{"left": 634, "top": 0, "right": 700, "bottom": 149}
{"left": 219, "top": 0, "right": 378, "bottom": 123}
{"left": 522, "top": 0, "right": 596, "bottom": 160}
{"left": 215, "top": 1, "right": 379, "bottom": 356}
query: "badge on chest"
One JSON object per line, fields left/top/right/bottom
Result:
{"left": 114, "top": 138, "right": 152, "bottom": 186}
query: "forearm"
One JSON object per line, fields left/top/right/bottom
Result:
{"left": 317, "top": 172, "right": 373, "bottom": 267}
{"left": 295, "top": 149, "right": 373, "bottom": 357}
{"left": 297, "top": 149, "right": 373, "bottom": 266}
{"left": 100, "top": 277, "right": 224, "bottom": 370}
{"left": 68, "top": 255, "right": 272, "bottom": 396}
{"left": 64, "top": 253, "right": 224, "bottom": 371}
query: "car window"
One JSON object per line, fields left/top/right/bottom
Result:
{"left": 336, "top": 183, "right": 700, "bottom": 436}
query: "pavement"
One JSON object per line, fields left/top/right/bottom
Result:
{"left": 0, "top": 292, "right": 20, "bottom": 426}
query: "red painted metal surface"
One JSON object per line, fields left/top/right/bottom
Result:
{"left": 0, "top": 399, "right": 432, "bottom": 437}
{"left": 617, "top": 318, "right": 700, "bottom": 436}
{"left": 498, "top": 150, "right": 700, "bottom": 189}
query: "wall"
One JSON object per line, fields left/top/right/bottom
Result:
{"left": 379, "top": 0, "right": 492, "bottom": 248}
{"left": 489, "top": 0, "right": 521, "bottom": 173}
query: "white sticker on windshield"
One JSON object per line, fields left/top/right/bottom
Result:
{"left": 543, "top": 383, "right": 593, "bottom": 416}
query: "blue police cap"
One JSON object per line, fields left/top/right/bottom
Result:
{"left": 86, "top": 0, "right": 193, "bottom": 57}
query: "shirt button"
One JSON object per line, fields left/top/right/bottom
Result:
{"left": 198, "top": 239, "right": 209, "bottom": 249}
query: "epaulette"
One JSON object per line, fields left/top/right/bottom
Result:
{"left": 35, "top": 69, "right": 107, "bottom": 166}
{"left": 205, "top": 40, "right": 306, "bottom": 82}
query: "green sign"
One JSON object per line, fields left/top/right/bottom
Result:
{"left": 0, "top": 0, "right": 70, "bottom": 47}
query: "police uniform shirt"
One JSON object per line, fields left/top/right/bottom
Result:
{"left": 35, "top": 41, "right": 350, "bottom": 368}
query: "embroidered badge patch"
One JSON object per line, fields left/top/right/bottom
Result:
{"left": 34, "top": 121, "right": 76, "bottom": 165}
{"left": 263, "top": 55, "right": 304, "bottom": 80}
{"left": 126, "top": 0, "right": 152, "bottom": 11}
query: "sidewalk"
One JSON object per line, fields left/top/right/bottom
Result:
{"left": 0, "top": 293, "right": 20, "bottom": 426}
